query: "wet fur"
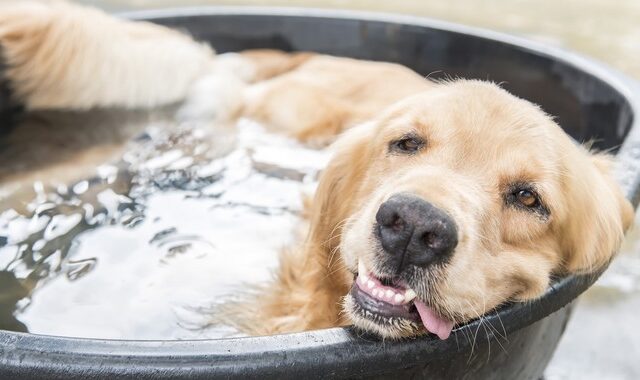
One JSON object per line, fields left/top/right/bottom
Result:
{"left": 0, "top": 1, "right": 634, "bottom": 338}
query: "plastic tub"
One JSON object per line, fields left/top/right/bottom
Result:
{"left": 0, "top": 7, "right": 639, "bottom": 380}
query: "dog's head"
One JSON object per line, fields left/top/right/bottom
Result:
{"left": 309, "top": 80, "right": 634, "bottom": 339}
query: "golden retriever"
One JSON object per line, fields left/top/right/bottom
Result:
{"left": 0, "top": 1, "right": 634, "bottom": 340}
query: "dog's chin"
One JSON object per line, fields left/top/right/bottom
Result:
{"left": 343, "top": 290, "right": 424, "bottom": 339}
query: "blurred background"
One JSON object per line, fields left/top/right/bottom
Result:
{"left": 41, "top": 1, "right": 640, "bottom": 378}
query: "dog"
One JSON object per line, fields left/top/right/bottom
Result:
{"left": 0, "top": 1, "right": 633, "bottom": 340}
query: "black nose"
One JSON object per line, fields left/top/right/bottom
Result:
{"left": 376, "top": 193, "right": 458, "bottom": 271}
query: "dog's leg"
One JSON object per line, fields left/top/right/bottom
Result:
{"left": 0, "top": 1, "right": 214, "bottom": 110}
{"left": 244, "top": 80, "right": 350, "bottom": 147}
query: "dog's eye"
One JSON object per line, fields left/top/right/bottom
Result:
{"left": 505, "top": 184, "right": 550, "bottom": 219}
{"left": 515, "top": 189, "right": 539, "bottom": 208}
{"left": 389, "top": 134, "right": 425, "bottom": 154}
{"left": 505, "top": 184, "right": 549, "bottom": 218}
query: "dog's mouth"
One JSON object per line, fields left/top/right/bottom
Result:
{"left": 350, "top": 260, "right": 454, "bottom": 340}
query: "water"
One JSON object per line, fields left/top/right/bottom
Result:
{"left": 0, "top": 100, "right": 329, "bottom": 339}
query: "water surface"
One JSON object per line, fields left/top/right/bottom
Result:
{"left": 0, "top": 101, "right": 328, "bottom": 339}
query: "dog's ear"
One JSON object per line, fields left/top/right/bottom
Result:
{"left": 307, "top": 122, "right": 376, "bottom": 251}
{"left": 560, "top": 152, "right": 634, "bottom": 273}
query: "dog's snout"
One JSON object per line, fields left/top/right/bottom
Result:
{"left": 376, "top": 193, "right": 458, "bottom": 271}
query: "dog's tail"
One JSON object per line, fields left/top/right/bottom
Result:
{"left": 0, "top": 1, "right": 215, "bottom": 110}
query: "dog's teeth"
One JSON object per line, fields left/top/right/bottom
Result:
{"left": 404, "top": 288, "right": 417, "bottom": 302}
{"left": 367, "top": 280, "right": 375, "bottom": 289}
{"left": 372, "top": 289, "right": 380, "bottom": 297}
{"left": 385, "top": 289, "right": 395, "bottom": 299}
{"left": 394, "top": 294, "right": 405, "bottom": 303}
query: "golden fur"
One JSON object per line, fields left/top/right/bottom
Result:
{"left": 0, "top": 1, "right": 634, "bottom": 339}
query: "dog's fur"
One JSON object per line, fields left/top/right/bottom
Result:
{"left": 0, "top": 1, "right": 634, "bottom": 339}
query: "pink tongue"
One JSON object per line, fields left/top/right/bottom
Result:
{"left": 414, "top": 300, "right": 454, "bottom": 340}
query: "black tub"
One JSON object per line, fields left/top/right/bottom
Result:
{"left": 1, "top": 7, "right": 640, "bottom": 380}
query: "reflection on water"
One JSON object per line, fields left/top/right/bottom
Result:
{"left": 0, "top": 102, "right": 328, "bottom": 339}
